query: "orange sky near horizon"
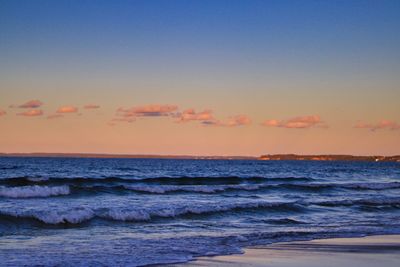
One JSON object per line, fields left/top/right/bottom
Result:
{"left": 0, "top": 96, "right": 399, "bottom": 156}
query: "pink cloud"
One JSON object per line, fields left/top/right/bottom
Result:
{"left": 113, "top": 104, "right": 250, "bottom": 128}
{"left": 201, "top": 115, "right": 252, "bottom": 127}
{"left": 206, "top": 115, "right": 251, "bottom": 126}
{"left": 47, "top": 114, "right": 64, "bottom": 120}
{"left": 175, "top": 109, "right": 215, "bottom": 123}
{"left": 355, "top": 120, "right": 400, "bottom": 131}
{"left": 117, "top": 104, "right": 178, "bottom": 118}
{"left": 57, "top": 106, "right": 78, "bottom": 113}
{"left": 174, "top": 109, "right": 251, "bottom": 127}
{"left": 262, "top": 115, "right": 327, "bottom": 129}
{"left": 225, "top": 115, "right": 252, "bottom": 127}
{"left": 17, "top": 109, "right": 43, "bottom": 117}
{"left": 84, "top": 104, "right": 100, "bottom": 109}
{"left": 11, "top": 99, "right": 43, "bottom": 108}
{"left": 0, "top": 109, "right": 6, "bottom": 116}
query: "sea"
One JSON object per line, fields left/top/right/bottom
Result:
{"left": 0, "top": 157, "right": 400, "bottom": 266}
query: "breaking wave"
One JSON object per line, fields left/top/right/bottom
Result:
{"left": 0, "top": 201, "right": 303, "bottom": 225}
{"left": 0, "top": 176, "right": 314, "bottom": 186}
{"left": 0, "top": 185, "right": 70, "bottom": 198}
{"left": 122, "top": 184, "right": 262, "bottom": 193}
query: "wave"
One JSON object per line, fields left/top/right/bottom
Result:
{"left": 120, "top": 182, "right": 400, "bottom": 195}
{"left": 0, "top": 185, "right": 70, "bottom": 198}
{"left": 340, "top": 182, "right": 400, "bottom": 190}
{"left": 274, "top": 182, "right": 400, "bottom": 192}
{"left": 0, "top": 176, "right": 314, "bottom": 186}
{"left": 261, "top": 218, "right": 308, "bottom": 225}
{"left": 0, "top": 207, "right": 94, "bottom": 224}
{"left": 0, "top": 166, "right": 20, "bottom": 170}
{"left": 314, "top": 197, "right": 400, "bottom": 207}
{"left": 0, "top": 201, "right": 303, "bottom": 225}
{"left": 1, "top": 177, "right": 399, "bottom": 198}
{"left": 122, "top": 184, "right": 262, "bottom": 193}
{"left": 1, "top": 196, "right": 399, "bottom": 226}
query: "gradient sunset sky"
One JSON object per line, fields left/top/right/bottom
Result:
{"left": 1, "top": 0, "right": 399, "bottom": 156}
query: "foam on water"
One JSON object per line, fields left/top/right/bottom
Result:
{"left": 123, "top": 184, "right": 261, "bottom": 193}
{"left": 0, "top": 200, "right": 302, "bottom": 224}
{"left": 0, "top": 185, "right": 70, "bottom": 198}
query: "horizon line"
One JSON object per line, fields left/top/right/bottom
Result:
{"left": 1, "top": 152, "right": 399, "bottom": 159}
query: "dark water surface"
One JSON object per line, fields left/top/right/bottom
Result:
{"left": 0, "top": 157, "right": 400, "bottom": 266}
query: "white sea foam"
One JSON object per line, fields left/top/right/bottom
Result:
{"left": 0, "top": 200, "right": 295, "bottom": 224}
{"left": 102, "top": 208, "right": 151, "bottom": 221}
{"left": 0, "top": 207, "right": 95, "bottom": 224}
{"left": 99, "top": 201, "right": 296, "bottom": 222}
{"left": 0, "top": 185, "right": 70, "bottom": 198}
{"left": 123, "top": 184, "right": 261, "bottom": 194}
{"left": 34, "top": 208, "right": 95, "bottom": 224}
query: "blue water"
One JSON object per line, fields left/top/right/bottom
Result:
{"left": 1, "top": 157, "right": 400, "bottom": 266}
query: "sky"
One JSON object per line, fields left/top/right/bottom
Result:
{"left": 0, "top": 0, "right": 399, "bottom": 156}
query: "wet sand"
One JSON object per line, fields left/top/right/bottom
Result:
{"left": 171, "top": 235, "right": 400, "bottom": 267}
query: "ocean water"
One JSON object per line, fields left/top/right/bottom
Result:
{"left": 0, "top": 157, "right": 400, "bottom": 266}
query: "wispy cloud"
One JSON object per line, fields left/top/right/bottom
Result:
{"left": 262, "top": 115, "right": 327, "bottom": 129}
{"left": 0, "top": 109, "right": 6, "bottom": 116}
{"left": 57, "top": 106, "right": 78, "bottom": 113}
{"left": 112, "top": 104, "right": 250, "bottom": 128}
{"left": 203, "top": 115, "right": 252, "bottom": 127}
{"left": 17, "top": 109, "right": 43, "bottom": 117}
{"left": 84, "top": 104, "right": 100, "bottom": 109}
{"left": 175, "top": 109, "right": 215, "bottom": 123}
{"left": 175, "top": 109, "right": 251, "bottom": 127}
{"left": 117, "top": 104, "right": 178, "bottom": 118}
{"left": 355, "top": 120, "right": 400, "bottom": 131}
{"left": 11, "top": 100, "right": 43, "bottom": 109}
{"left": 224, "top": 115, "right": 252, "bottom": 127}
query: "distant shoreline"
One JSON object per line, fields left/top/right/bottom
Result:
{"left": 0, "top": 153, "right": 399, "bottom": 162}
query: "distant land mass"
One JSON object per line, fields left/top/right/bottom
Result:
{"left": 0, "top": 153, "right": 399, "bottom": 162}
{"left": 259, "top": 154, "right": 400, "bottom": 162}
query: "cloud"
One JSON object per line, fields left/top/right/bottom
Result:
{"left": 175, "top": 109, "right": 251, "bottom": 127}
{"left": 262, "top": 115, "right": 327, "bottom": 129}
{"left": 0, "top": 109, "right": 6, "bottom": 116}
{"left": 11, "top": 100, "right": 43, "bottom": 108}
{"left": 17, "top": 109, "right": 43, "bottom": 117}
{"left": 47, "top": 114, "right": 64, "bottom": 119}
{"left": 84, "top": 104, "right": 100, "bottom": 109}
{"left": 57, "top": 106, "right": 78, "bottom": 113}
{"left": 117, "top": 104, "right": 178, "bottom": 118}
{"left": 225, "top": 115, "right": 252, "bottom": 127}
{"left": 204, "top": 115, "right": 252, "bottom": 127}
{"left": 112, "top": 104, "right": 250, "bottom": 128}
{"left": 355, "top": 120, "right": 400, "bottom": 131}
{"left": 175, "top": 109, "right": 215, "bottom": 122}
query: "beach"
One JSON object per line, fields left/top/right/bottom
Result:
{"left": 177, "top": 235, "right": 400, "bottom": 267}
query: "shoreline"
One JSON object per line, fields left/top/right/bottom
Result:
{"left": 171, "top": 234, "right": 400, "bottom": 266}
